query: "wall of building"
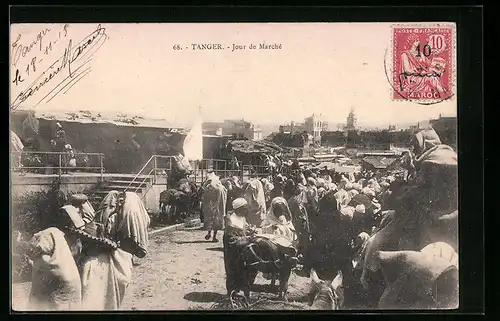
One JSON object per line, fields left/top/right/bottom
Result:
{"left": 11, "top": 173, "right": 164, "bottom": 213}
{"left": 304, "top": 114, "right": 328, "bottom": 143}
{"left": 11, "top": 174, "right": 100, "bottom": 199}
{"left": 37, "top": 119, "right": 188, "bottom": 174}
{"left": 23, "top": 119, "right": 226, "bottom": 174}
{"left": 203, "top": 120, "right": 260, "bottom": 141}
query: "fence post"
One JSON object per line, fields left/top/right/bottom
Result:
{"left": 153, "top": 156, "right": 157, "bottom": 184}
{"left": 58, "top": 153, "right": 62, "bottom": 179}
{"left": 100, "top": 154, "right": 104, "bottom": 181}
{"left": 202, "top": 160, "right": 205, "bottom": 183}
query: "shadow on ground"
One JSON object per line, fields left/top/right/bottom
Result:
{"left": 251, "top": 283, "right": 279, "bottom": 294}
{"left": 206, "top": 247, "right": 224, "bottom": 252}
{"left": 175, "top": 240, "right": 214, "bottom": 244}
{"left": 184, "top": 291, "right": 226, "bottom": 303}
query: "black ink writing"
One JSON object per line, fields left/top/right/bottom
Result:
{"left": 400, "top": 71, "right": 441, "bottom": 79}
{"left": 12, "top": 69, "right": 24, "bottom": 86}
{"left": 11, "top": 28, "right": 51, "bottom": 66}
{"left": 416, "top": 44, "right": 432, "bottom": 57}
{"left": 11, "top": 24, "right": 107, "bottom": 110}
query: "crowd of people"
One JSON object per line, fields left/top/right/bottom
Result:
{"left": 12, "top": 126, "right": 458, "bottom": 310}
{"left": 199, "top": 127, "right": 458, "bottom": 308}
{"left": 13, "top": 190, "right": 151, "bottom": 311}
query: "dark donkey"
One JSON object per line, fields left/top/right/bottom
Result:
{"left": 240, "top": 236, "right": 299, "bottom": 300}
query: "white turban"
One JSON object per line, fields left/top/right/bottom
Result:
{"left": 355, "top": 204, "right": 366, "bottom": 214}
{"left": 232, "top": 198, "right": 248, "bottom": 210}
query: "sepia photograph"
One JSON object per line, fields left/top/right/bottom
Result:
{"left": 10, "top": 20, "right": 462, "bottom": 311}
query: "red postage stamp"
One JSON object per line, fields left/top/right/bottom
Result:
{"left": 391, "top": 23, "right": 456, "bottom": 102}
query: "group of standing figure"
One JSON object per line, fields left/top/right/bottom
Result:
{"left": 15, "top": 190, "right": 151, "bottom": 311}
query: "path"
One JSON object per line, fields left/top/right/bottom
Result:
{"left": 121, "top": 227, "right": 312, "bottom": 310}
{"left": 11, "top": 227, "right": 313, "bottom": 311}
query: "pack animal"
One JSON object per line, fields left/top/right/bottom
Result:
{"left": 240, "top": 269, "right": 344, "bottom": 310}
{"left": 240, "top": 236, "right": 299, "bottom": 300}
{"left": 159, "top": 181, "right": 200, "bottom": 222}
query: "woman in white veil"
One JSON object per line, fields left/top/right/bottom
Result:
{"left": 261, "top": 197, "right": 297, "bottom": 246}
{"left": 79, "top": 191, "right": 150, "bottom": 310}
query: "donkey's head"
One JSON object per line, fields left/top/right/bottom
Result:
{"left": 308, "top": 269, "right": 344, "bottom": 310}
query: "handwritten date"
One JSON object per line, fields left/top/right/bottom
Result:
{"left": 10, "top": 24, "right": 107, "bottom": 110}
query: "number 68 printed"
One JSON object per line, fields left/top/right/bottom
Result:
{"left": 416, "top": 34, "right": 447, "bottom": 57}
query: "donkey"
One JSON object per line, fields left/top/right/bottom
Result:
{"left": 240, "top": 236, "right": 299, "bottom": 301}
{"left": 308, "top": 269, "right": 344, "bottom": 310}
{"left": 234, "top": 269, "right": 344, "bottom": 310}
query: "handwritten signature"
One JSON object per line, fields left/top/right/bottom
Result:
{"left": 398, "top": 71, "right": 441, "bottom": 92}
{"left": 399, "top": 71, "right": 441, "bottom": 79}
{"left": 11, "top": 24, "right": 108, "bottom": 111}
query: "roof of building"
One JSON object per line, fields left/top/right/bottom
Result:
{"left": 35, "top": 110, "right": 186, "bottom": 131}
{"left": 361, "top": 156, "right": 399, "bottom": 169}
{"left": 229, "top": 139, "right": 283, "bottom": 154}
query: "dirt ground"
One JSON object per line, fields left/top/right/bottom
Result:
{"left": 11, "top": 226, "right": 314, "bottom": 311}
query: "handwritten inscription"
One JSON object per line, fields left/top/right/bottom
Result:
{"left": 173, "top": 42, "right": 283, "bottom": 52}
{"left": 11, "top": 24, "right": 108, "bottom": 110}
{"left": 11, "top": 25, "right": 69, "bottom": 67}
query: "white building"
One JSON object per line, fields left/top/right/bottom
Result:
{"left": 305, "top": 113, "right": 328, "bottom": 143}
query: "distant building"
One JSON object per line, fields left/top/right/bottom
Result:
{"left": 279, "top": 121, "right": 306, "bottom": 134}
{"left": 345, "top": 107, "right": 357, "bottom": 131}
{"left": 202, "top": 119, "right": 262, "bottom": 141}
{"left": 202, "top": 122, "right": 223, "bottom": 136}
{"left": 409, "top": 122, "right": 421, "bottom": 131}
{"left": 304, "top": 113, "right": 328, "bottom": 143}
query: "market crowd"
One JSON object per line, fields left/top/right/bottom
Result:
{"left": 199, "top": 127, "right": 458, "bottom": 309}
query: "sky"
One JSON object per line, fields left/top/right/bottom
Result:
{"left": 10, "top": 23, "right": 456, "bottom": 128}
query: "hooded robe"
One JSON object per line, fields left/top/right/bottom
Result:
{"left": 362, "top": 129, "right": 458, "bottom": 284}
{"left": 243, "top": 178, "right": 267, "bottom": 227}
{"left": 202, "top": 174, "right": 227, "bottom": 231}
{"left": 27, "top": 228, "right": 82, "bottom": 311}
{"left": 80, "top": 192, "right": 150, "bottom": 310}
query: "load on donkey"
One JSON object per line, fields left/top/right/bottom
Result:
{"left": 223, "top": 139, "right": 284, "bottom": 179}
{"left": 223, "top": 194, "right": 304, "bottom": 302}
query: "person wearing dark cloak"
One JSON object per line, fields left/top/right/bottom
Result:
{"left": 361, "top": 128, "right": 458, "bottom": 290}
{"left": 309, "top": 189, "right": 352, "bottom": 280}
{"left": 41, "top": 181, "right": 68, "bottom": 229}
{"left": 287, "top": 184, "right": 311, "bottom": 262}
{"left": 223, "top": 198, "right": 257, "bottom": 296}
{"left": 283, "top": 178, "right": 296, "bottom": 201}
{"left": 202, "top": 171, "right": 227, "bottom": 242}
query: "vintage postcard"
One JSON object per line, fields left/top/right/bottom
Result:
{"left": 11, "top": 22, "right": 458, "bottom": 311}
